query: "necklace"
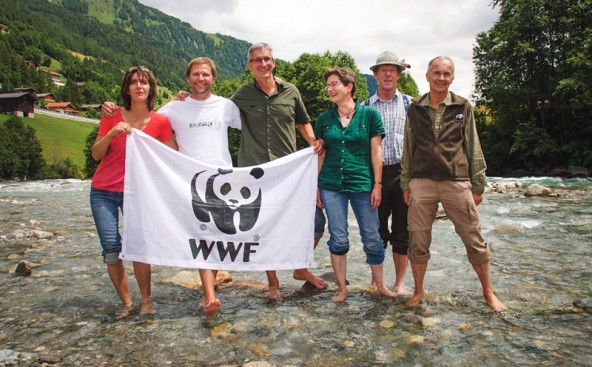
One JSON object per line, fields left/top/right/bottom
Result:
{"left": 338, "top": 105, "right": 355, "bottom": 119}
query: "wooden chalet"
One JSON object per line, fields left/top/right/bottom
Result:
{"left": 0, "top": 92, "right": 37, "bottom": 118}
{"left": 37, "top": 93, "right": 55, "bottom": 103}
{"left": 41, "top": 69, "right": 65, "bottom": 87}
{"left": 46, "top": 102, "right": 77, "bottom": 115}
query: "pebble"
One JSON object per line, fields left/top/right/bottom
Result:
{"left": 420, "top": 317, "right": 441, "bottom": 328}
{"left": 459, "top": 323, "right": 475, "bottom": 332}
{"left": 405, "top": 335, "right": 425, "bottom": 345}
{"left": 379, "top": 320, "right": 395, "bottom": 328}
{"left": 249, "top": 343, "right": 271, "bottom": 357}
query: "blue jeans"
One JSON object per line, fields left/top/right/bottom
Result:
{"left": 90, "top": 187, "right": 124, "bottom": 264}
{"left": 320, "top": 189, "right": 385, "bottom": 264}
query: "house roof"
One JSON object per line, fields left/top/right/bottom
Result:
{"left": 46, "top": 102, "right": 76, "bottom": 108}
{"left": 0, "top": 92, "right": 37, "bottom": 101}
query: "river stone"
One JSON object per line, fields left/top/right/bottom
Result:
{"left": 420, "top": 316, "right": 441, "bottom": 328}
{"left": 379, "top": 320, "right": 395, "bottom": 328}
{"left": 524, "top": 184, "right": 552, "bottom": 197}
{"left": 157, "top": 270, "right": 202, "bottom": 289}
{"left": 249, "top": 343, "right": 271, "bottom": 357}
{"left": 0, "top": 349, "right": 19, "bottom": 363}
{"left": 14, "top": 261, "right": 33, "bottom": 276}
{"left": 210, "top": 322, "right": 232, "bottom": 338}
{"left": 405, "top": 335, "right": 425, "bottom": 345}
{"left": 33, "top": 230, "right": 53, "bottom": 239}
{"left": 39, "top": 354, "right": 63, "bottom": 363}
{"left": 12, "top": 230, "right": 25, "bottom": 240}
{"left": 215, "top": 270, "right": 232, "bottom": 283}
{"left": 459, "top": 323, "right": 475, "bottom": 332}
{"left": 573, "top": 298, "right": 592, "bottom": 312}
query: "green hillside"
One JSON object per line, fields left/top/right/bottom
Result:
{"left": 0, "top": 0, "right": 251, "bottom": 107}
{"left": 0, "top": 114, "right": 96, "bottom": 169}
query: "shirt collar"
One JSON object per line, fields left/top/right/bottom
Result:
{"left": 369, "top": 89, "right": 401, "bottom": 104}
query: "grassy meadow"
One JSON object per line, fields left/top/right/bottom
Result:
{"left": 0, "top": 113, "right": 97, "bottom": 169}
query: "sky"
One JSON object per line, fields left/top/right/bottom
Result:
{"left": 139, "top": 0, "right": 500, "bottom": 99}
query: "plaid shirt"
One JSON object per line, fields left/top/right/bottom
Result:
{"left": 365, "top": 90, "right": 408, "bottom": 165}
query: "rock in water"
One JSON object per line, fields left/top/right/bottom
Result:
{"left": 573, "top": 298, "right": 592, "bottom": 312}
{"left": 524, "top": 184, "right": 552, "bottom": 197}
{"left": 15, "top": 261, "right": 32, "bottom": 276}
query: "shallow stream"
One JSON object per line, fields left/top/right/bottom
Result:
{"left": 0, "top": 178, "right": 590, "bottom": 366}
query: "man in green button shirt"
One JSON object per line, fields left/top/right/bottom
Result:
{"left": 231, "top": 43, "right": 325, "bottom": 301}
{"left": 400, "top": 56, "right": 507, "bottom": 311}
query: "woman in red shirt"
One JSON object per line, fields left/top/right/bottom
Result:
{"left": 90, "top": 66, "right": 177, "bottom": 319}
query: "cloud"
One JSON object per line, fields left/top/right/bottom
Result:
{"left": 140, "top": 0, "right": 499, "bottom": 99}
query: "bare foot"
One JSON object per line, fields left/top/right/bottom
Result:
{"left": 378, "top": 286, "right": 398, "bottom": 298}
{"left": 204, "top": 299, "right": 221, "bottom": 317}
{"left": 485, "top": 293, "right": 507, "bottom": 311}
{"left": 267, "top": 287, "right": 281, "bottom": 301}
{"left": 139, "top": 297, "right": 155, "bottom": 315}
{"left": 331, "top": 292, "right": 347, "bottom": 303}
{"left": 405, "top": 292, "right": 424, "bottom": 307}
{"left": 393, "top": 286, "right": 412, "bottom": 296}
{"left": 293, "top": 269, "right": 327, "bottom": 289}
{"left": 115, "top": 303, "right": 134, "bottom": 319}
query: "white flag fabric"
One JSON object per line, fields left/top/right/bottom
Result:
{"left": 122, "top": 129, "right": 317, "bottom": 271}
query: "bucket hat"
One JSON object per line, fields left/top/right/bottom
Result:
{"left": 370, "top": 51, "right": 411, "bottom": 72}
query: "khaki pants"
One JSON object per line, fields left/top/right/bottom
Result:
{"left": 407, "top": 178, "right": 491, "bottom": 265}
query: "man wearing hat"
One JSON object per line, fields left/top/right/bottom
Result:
{"left": 364, "top": 51, "right": 412, "bottom": 295}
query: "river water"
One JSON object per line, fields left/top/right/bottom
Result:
{"left": 0, "top": 178, "right": 590, "bottom": 366}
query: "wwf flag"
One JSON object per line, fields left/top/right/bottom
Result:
{"left": 122, "top": 129, "right": 317, "bottom": 271}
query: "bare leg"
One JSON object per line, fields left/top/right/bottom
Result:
{"left": 393, "top": 253, "right": 410, "bottom": 295}
{"left": 330, "top": 254, "right": 347, "bottom": 302}
{"left": 369, "top": 263, "right": 397, "bottom": 298}
{"left": 107, "top": 262, "right": 132, "bottom": 318}
{"left": 133, "top": 261, "right": 154, "bottom": 315}
{"left": 472, "top": 262, "right": 507, "bottom": 311}
{"left": 199, "top": 269, "right": 221, "bottom": 316}
{"left": 266, "top": 270, "right": 281, "bottom": 301}
{"left": 405, "top": 261, "right": 428, "bottom": 307}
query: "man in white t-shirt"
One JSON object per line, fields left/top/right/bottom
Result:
{"left": 158, "top": 59, "right": 240, "bottom": 167}
{"left": 102, "top": 57, "right": 240, "bottom": 316}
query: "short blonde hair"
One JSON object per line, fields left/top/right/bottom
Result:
{"left": 186, "top": 57, "right": 217, "bottom": 80}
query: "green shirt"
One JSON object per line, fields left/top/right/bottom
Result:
{"left": 400, "top": 91, "right": 487, "bottom": 194}
{"left": 315, "top": 103, "right": 385, "bottom": 192}
{"left": 232, "top": 78, "right": 310, "bottom": 167}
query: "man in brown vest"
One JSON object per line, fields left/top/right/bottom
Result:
{"left": 400, "top": 56, "right": 507, "bottom": 311}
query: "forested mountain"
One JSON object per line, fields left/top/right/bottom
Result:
{"left": 0, "top": 0, "right": 251, "bottom": 106}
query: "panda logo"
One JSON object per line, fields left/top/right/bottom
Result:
{"left": 190, "top": 167, "right": 264, "bottom": 235}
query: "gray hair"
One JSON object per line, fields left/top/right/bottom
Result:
{"left": 427, "top": 56, "right": 455, "bottom": 75}
{"left": 248, "top": 43, "right": 273, "bottom": 60}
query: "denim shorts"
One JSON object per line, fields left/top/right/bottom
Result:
{"left": 320, "top": 189, "right": 385, "bottom": 264}
{"left": 90, "top": 187, "right": 124, "bottom": 264}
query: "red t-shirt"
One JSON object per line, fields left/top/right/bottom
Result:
{"left": 91, "top": 108, "right": 173, "bottom": 192}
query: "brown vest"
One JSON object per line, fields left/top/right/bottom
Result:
{"left": 407, "top": 92, "right": 472, "bottom": 181}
